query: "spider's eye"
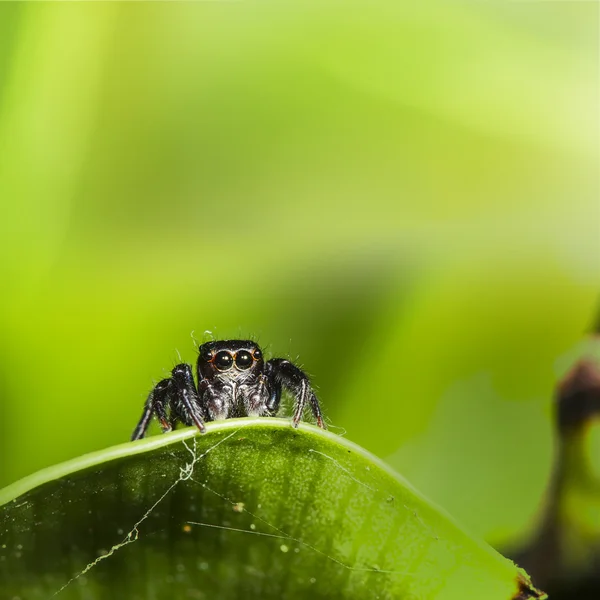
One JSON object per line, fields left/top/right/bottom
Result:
{"left": 214, "top": 351, "right": 233, "bottom": 371}
{"left": 235, "top": 351, "right": 253, "bottom": 370}
{"left": 201, "top": 349, "right": 213, "bottom": 361}
{"left": 253, "top": 349, "right": 262, "bottom": 360}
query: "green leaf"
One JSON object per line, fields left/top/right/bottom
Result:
{"left": 0, "top": 419, "right": 543, "bottom": 599}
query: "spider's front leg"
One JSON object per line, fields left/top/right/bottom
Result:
{"left": 266, "top": 359, "right": 326, "bottom": 429}
{"left": 131, "top": 378, "right": 174, "bottom": 441}
{"left": 130, "top": 363, "right": 207, "bottom": 441}
{"left": 170, "top": 363, "right": 208, "bottom": 434}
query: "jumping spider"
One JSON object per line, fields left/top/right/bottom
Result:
{"left": 131, "top": 340, "right": 325, "bottom": 440}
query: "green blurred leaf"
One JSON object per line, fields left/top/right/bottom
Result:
{"left": 0, "top": 419, "right": 543, "bottom": 599}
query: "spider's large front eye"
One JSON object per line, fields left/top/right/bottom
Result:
{"left": 235, "top": 350, "right": 253, "bottom": 370}
{"left": 214, "top": 351, "right": 233, "bottom": 371}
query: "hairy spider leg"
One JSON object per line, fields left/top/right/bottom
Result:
{"left": 266, "top": 359, "right": 326, "bottom": 429}
{"left": 131, "top": 379, "right": 173, "bottom": 440}
{"left": 131, "top": 403, "right": 154, "bottom": 441}
{"left": 131, "top": 365, "right": 208, "bottom": 440}
{"left": 170, "top": 363, "right": 207, "bottom": 434}
{"left": 263, "top": 369, "right": 282, "bottom": 415}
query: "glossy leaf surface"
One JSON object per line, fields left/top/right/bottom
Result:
{"left": 0, "top": 419, "right": 543, "bottom": 600}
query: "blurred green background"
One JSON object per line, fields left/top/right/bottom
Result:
{"left": 0, "top": 0, "right": 597, "bottom": 553}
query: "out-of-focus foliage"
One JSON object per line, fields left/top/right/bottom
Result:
{"left": 0, "top": 0, "right": 597, "bottom": 554}
{"left": 511, "top": 338, "right": 600, "bottom": 599}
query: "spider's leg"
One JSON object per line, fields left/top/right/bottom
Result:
{"left": 131, "top": 403, "right": 154, "bottom": 441}
{"left": 264, "top": 363, "right": 282, "bottom": 415}
{"left": 171, "top": 363, "right": 207, "bottom": 434}
{"left": 266, "top": 358, "right": 326, "bottom": 429}
{"left": 131, "top": 379, "right": 173, "bottom": 441}
{"left": 242, "top": 372, "right": 277, "bottom": 417}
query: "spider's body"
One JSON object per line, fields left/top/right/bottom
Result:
{"left": 131, "top": 340, "right": 325, "bottom": 440}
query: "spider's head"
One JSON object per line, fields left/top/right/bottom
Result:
{"left": 197, "top": 340, "right": 264, "bottom": 380}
